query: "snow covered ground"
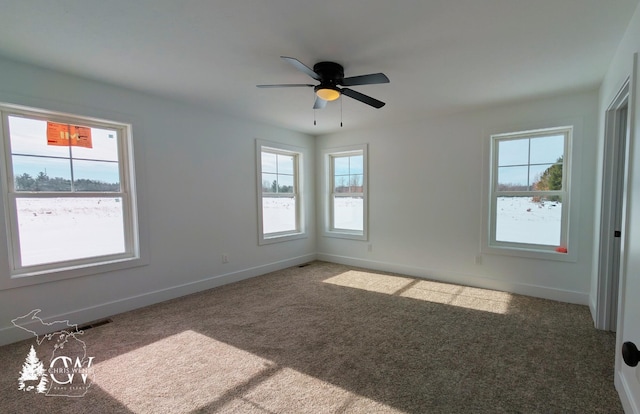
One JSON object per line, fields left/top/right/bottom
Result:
{"left": 16, "top": 198, "right": 125, "bottom": 266}
{"left": 332, "top": 197, "right": 364, "bottom": 231}
{"left": 495, "top": 196, "right": 562, "bottom": 246}
{"left": 15, "top": 196, "right": 560, "bottom": 266}
{"left": 262, "top": 197, "right": 364, "bottom": 234}
{"left": 262, "top": 197, "right": 297, "bottom": 234}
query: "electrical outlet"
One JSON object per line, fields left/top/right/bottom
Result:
{"left": 475, "top": 255, "right": 482, "bottom": 265}
{"left": 368, "top": 244, "right": 373, "bottom": 252}
{"left": 222, "top": 253, "right": 229, "bottom": 263}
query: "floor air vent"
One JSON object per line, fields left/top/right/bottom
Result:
{"left": 78, "top": 318, "right": 113, "bottom": 331}
{"left": 298, "top": 263, "right": 311, "bottom": 268}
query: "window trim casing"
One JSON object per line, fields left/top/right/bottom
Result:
{"left": 0, "top": 102, "right": 146, "bottom": 290}
{"left": 255, "top": 139, "right": 306, "bottom": 245}
{"left": 483, "top": 125, "right": 576, "bottom": 261}
{"left": 322, "top": 143, "right": 368, "bottom": 241}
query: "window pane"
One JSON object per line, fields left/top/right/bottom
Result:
{"left": 73, "top": 160, "right": 120, "bottom": 191}
{"left": 13, "top": 155, "right": 71, "bottom": 191}
{"left": 277, "top": 174, "right": 294, "bottom": 193}
{"left": 495, "top": 196, "right": 562, "bottom": 246}
{"left": 530, "top": 163, "right": 562, "bottom": 191}
{"left": 16, "top": 197, "right": 126, "bottom": 266}
{"left": 277, "top": 154, "right": 294, "bottom": 175}
{"left": 8, "top": 116, "right": 69, "bottom": 158}
{"left": 262, "top": 173, "right": 277, "bottom": 193}
{"left": 498, "top": 139, "right": 529, "bottom": 166}
{"left": 261, "top": 152, "right": 277, "bottom": 173}
{"left": 71, "top": 127, "right": 119, "bottom": 162}
{"left": 349, "top": 155, "right": 363, "bottom": 174}
{"left": 349, "top": 174, "right": 363, "bottom": 191}
{"left": 262, "top": 196, "right": 296, "bottom": 234}
{"left": 334, "top": 175, "right": 350, "bottom": 193}
{"left": 530, "top": 135, "right": 564, "bottom": 165}
{"left": 333, "top": 196, "right": 363, "bottom": 231}
{"left": 334, "top": 156, "right": 350, "bottom": 175}
{"left": 497, "top": 166, "right": 528, "bottom": 190}
{"left": 534, "top": 161, "right": 563, "bottom": 191}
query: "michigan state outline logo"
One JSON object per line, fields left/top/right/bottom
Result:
{"left": 12, "top": 309, "right": 95, "bottom": 397}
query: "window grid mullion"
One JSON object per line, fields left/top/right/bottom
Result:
{"left": 527, "top": 138, "right": 531, "bottom": 190}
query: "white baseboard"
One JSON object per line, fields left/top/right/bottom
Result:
{"left": 616, "top": 369, "right": 639, "bottom": 413}
{"left": 2, "top": 252, "right": 590, "bottom": 347}
{"left": 317, "top": 253, "right": 590, "bottom": 305}
{"left": 0, "top": 253, "right": 316, "bottom": 347}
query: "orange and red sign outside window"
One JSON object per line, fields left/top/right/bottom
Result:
{"left": 46, "top": 122, "right": 93, "bottom": 148}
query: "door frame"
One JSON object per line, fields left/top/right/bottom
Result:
{"left": 596, "top": 78, "right": 630, "bottom": 331}
{"left": 614, "top": 53, "right": 638, "bottom": 413}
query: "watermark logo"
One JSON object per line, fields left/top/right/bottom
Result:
{"left": 12, "top": 309, "right": 95, "bottom": 397}
{"left": 18, "top": 345, "right": 48, "bottom": 393}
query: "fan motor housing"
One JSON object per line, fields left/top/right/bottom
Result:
{"left": 313, "top": 61, "right": 344, "bottom": 85}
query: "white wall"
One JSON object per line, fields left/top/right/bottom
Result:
{"left": 0, "top": 57, "right": 316, "bottom": 346}
{"left": 316, "top": 89, "right": 599, "bottom": 305}
{"left": 590, "top": 1, "right": 640, "bottom": 320}
{"left": 0, "top": 54, "right": 609, "bottom": 346}
{"left": 596, "top": 2, "right": 640, "bottom": 412}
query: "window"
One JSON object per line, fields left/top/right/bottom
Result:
{"left": 489, "top": 126, "right": 571, "bottom": 254}
{"left": 324, "top": 144, "right": 368, "bottom": 240}
{"left": 256, "top": 140, "right": 305, "bottom": 244}
{"left": 0, "top": 103, "right": 141, "bottom": 282}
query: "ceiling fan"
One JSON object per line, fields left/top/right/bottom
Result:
{"left": 257, "top": 56, "right": 389, "bottom": 109}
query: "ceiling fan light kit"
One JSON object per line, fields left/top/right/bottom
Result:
{"left": 257, "top": 56, "right": 389, "bottom": 115}
{"left": 315, "top": 86, "right": 341, "bottom": 101}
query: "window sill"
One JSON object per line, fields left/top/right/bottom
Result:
{"left": 259, "top": 232, "right": 307, "bottom": 245}
{"left": 1, "top": 255, "right": 148, "bottom": 291}
{"left": 482, "top": 244, "right": 576, "bottom": 262}
{"left": 323, "top": 230, "right": 367, "bottom": 241}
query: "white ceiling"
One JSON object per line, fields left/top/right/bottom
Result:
{"left": 0, "top": 1, "right": 638, "bottom": 135}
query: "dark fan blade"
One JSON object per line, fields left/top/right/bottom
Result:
{"left": 340, "top": 73, "right": 389, "bottom": 86}
{"left": 313, "top": 96, "right": 327, "bottom": 109}
{"left": 281, "top": 56, "right": 321, "bottom": 81}
{"left": 341, "top": 88, "right": 385, "bottom": 108}
{"left": 257, "top": 84, "right": 314, "bottom": 88}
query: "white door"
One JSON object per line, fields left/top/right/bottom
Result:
{"left": 616, "top": 53, "right": 640, "bottom": 412}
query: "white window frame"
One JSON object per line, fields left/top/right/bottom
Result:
{"left": 256, "top": 140, "right": 306, "bottom": 245}
{"left": 0, "top": 103, "right": 145, "bottom": 290}
{"left": 486, "top": 126, "right": 573, "bottom": 259}
{"left": 322, "top": 144, "right": 368, "bottom": 241}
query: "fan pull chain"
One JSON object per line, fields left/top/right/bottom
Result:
{"left": 340, "top": 97, "right": 343, "bottom": 127}
{"left": 313, "top": 92, "right": 317, "bottom": 126}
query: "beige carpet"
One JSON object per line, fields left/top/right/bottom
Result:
{"left": 0, "top": 261, "right": 621, "bottom": 413}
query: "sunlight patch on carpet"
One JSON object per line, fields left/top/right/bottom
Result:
{"left": 399, "top": 280, "right": 512, "bottom": 314}
{"left": 324, "top": 271, "right": 512, "bottom": 314}
{"left": 92, "top": 329, "right": 404, "bottom": 413}
{"left": 323, "top": 270, "right": 414, "bottom": 294}
{"left": 230, "top": 367, "right": 404, "bottom": 413}
{"left": 93, "top": 330, "right": 271, "bottom": 413}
